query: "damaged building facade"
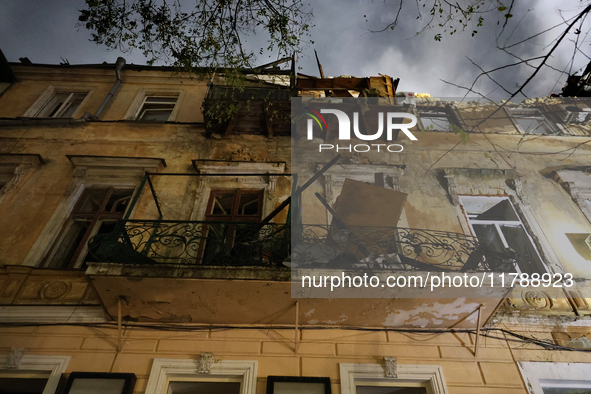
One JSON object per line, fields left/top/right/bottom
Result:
{"left": 2, "top": 52, "right": 591, "bottom": 394}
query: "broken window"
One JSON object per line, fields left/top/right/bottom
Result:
{"left": 135, "top": 95, "right": 179, "bottom": 121}
{"left": 557, "top": 104, "right": 591, "bottom": 124}
{"left": 460, "top": 196, "right": 546, "bottom": 274}
{"left": 34, "top": 91, "right": 88, "bottom": 118}
{"left": 417, "top": 106, "right": 461, "bottom": 132}
{"left": 507, "top": 108, "right": 557, "bottom": 135}
{"left": 42, "top": 187, "right": 135, "bottom": 269}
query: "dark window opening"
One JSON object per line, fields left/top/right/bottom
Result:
{"left": 42, "top": 187, "right": 134, "bottom": 269}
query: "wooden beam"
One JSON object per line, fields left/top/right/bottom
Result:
{"left": 252, "top": 56, "right": 292, "bottom": 73}
{"left": 297, "top": 77, "right": 369, "bottom": 90}
{"left": 223, "top": 103, "right": 242, "bottom": 137}
{"left": 379, "top": 73, "right": 395, "bottom": 104}
{"left": 474, "top": 304, "right": 483, "bottom": 358}
{"left": 264, "top": 104, "right": 273, "bottom": 138}
{"left": 314, "top": 49, "right": 325, "bottom": 79}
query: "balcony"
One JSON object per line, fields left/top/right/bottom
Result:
{"left": 88, "top": 220, "right": 290, "bottom": 267}
{"left": 203, "top": 85, "right": 292, "bottom": 137}
{"left": 87, "top": 220, "right": 515, "bottom": 272}
{"left": 84, "top": 219, "right": 520, "bottom": 327}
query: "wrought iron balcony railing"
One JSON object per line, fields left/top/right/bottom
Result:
{"left": 292, "top": 225, "right": 517, "bottom": 272}
{"left": 88, "top": 220, "right": 516, "bottom": 271}
{"left": 88, "top": 220, "right": 291, "bottom": 267}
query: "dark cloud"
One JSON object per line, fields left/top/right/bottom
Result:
{"left": 0, "top": 0, "right": 589, "bottom": 98}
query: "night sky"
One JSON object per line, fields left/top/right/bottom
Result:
{"left": 1, "top": 0, "right": 589, "bottom": 99}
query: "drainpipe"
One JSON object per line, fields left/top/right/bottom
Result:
{"left": 82, "top": 57, "right": 126, "bottom": 120}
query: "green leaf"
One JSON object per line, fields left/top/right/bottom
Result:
{"left": 484, "top": 153, "right": 490, "bottom": 158}
{"left": 498, "top": 6, "right": 507, "bottom": 11}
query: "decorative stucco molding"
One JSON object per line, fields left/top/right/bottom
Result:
{"left": 553, "top": 169, "right": 591, "bottom": 223}
{"left": 197, "top": 352, "right": 215, "bottom": 374}
{"left": 8, "top": 347, "right": 27, "bottom": 369}
{"left": 0, "top": 154, "right": 42, "bottom": 199}
{"left": 383, "top": 357, "right": 397, "bottom": 378}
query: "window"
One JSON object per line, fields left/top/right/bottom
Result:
{"left": 63, "top": 373, "right": 136, "bottom": 394}
{"left": 0, "top": 354, "right": 70, "bottom": 394}
{"left": 41, "top": 187, "right": 134, "bottom": 269}
{"left": 135, "top": 95, "right": 178, "bottom": 121}
{"left": 144, "top": 358, "right": 257, "bottom": 394}
{"left": 507, "top": 108, "right": 557, "bottom": 135}
{"left": 339, "top": 363, "right": 447, "bottom": 394}
{"left": 519, "top": 362, "right": 591, "bottom": 394}
{"left": 555, "top": 103, "right": 591, "bottom": 124}
{"left": 0, "top": 371, "right": 49, "bottom": 394}
{"left": 206, "top": 189, "right": 264, "bottom": 221}
{"left": 418, "top": 106, "right": 460, "bottom": 132}
{"left": 266, "top": 376, "right": 332, "bottom": 394}
{"left": 168, "top": 380, "right": 241, "bottom": 394}
{"left": 460, "top": 196, "right": 546, "bottom": 274}
{"left": 35, "top": 92, "right": 88, "bottom": 118}
{"left": 201, "top": 189, "right": 264, "bottom": 264}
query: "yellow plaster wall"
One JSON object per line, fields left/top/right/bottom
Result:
{"left": 0, "top": 325, "right": 570, "bottom": 393}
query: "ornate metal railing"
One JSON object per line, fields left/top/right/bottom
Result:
{"left": 88, "top": 220, "right": 516, "bottom": 271}
{"left": 291, "top": 225, "right": 517, "bottom": 272}
{"left": 88, "top": 220, "right": 291, "bottom": 267}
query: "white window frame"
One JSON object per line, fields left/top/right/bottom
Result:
{"left": 144, "top": 358, "right": 257, "bottom": 394}
{"left": 417, "top": 106, "right": 462, "bottom": 132}
{"left": 506, "top": 107, "right": 557, "bottom": 135}
{"left": 0, "top": 354, "right": 70, "bottom": 394}
{"left": 518, "top": 361, "right": 591, "bottom": 394}
{"left": 135, "top": 95, "right": 179, "bottom": 121}
{"left": 22, "top": 156, "right": 165, "bottom": 267}
{"left": 340, "top": 363, "right": 448, "bottom": 394}
{"left": 23, "top": 86, "right": 93, "bottom": 119}
{"left": 459, "top": 195, "right": 548, "bottom": 274}
{"left": 124, "top": 88, "right": 185, "bottom": 121}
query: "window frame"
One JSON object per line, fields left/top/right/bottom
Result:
{"left": 125, "top": 88, "right": 185, "bottom": 122}
{"left": 0, "top": 354, "right": 70, "bottom": 394}
{"left": 518, "top": 361, "right": 591, "bottom": 394}
{"left": 23, "top": 86, "right": 93, "bottom": 119}
{"left": 62, "top": 372, "right": 136, "bottom": 394}
{"left": 40, "top": 186, "right": 136, "bottom": 269}
{"left": 459, "top": 195, "right": 547, "bottom": 274}
{"left": 266, "top": 376, "right": 332, "bottom": 394}
{"left": 22, "top": 155, "right": 165, "bottom": 268}
{"left": 417, "top": 105, "right": 463, "bottom": 132}
{"left": 144, "top": 358, "right": 257, "bottom": 394}
{"left": 506, "top": 107, "right": 558, "bottom": 135}
{"left": 339, "top": 363, "right": 447, "bottom": 394}
{"left": 135, "top": 95, "right": 179, "bottom": 121}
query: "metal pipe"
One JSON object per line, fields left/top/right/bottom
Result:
{"left": 85, "top": 57, "right": 126, "bottom": 120}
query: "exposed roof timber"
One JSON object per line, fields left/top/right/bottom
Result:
{"left": 297, "top": 77, "right": 370, "bottom": 90}
{"left": 252, "top": 56, "right": 292, "bottom": 73}
{"left": 8, "top": 62, "right": 293, "bottom": 75}
{"left": 314, "top": 49, "right": 326, "bottom": 79}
